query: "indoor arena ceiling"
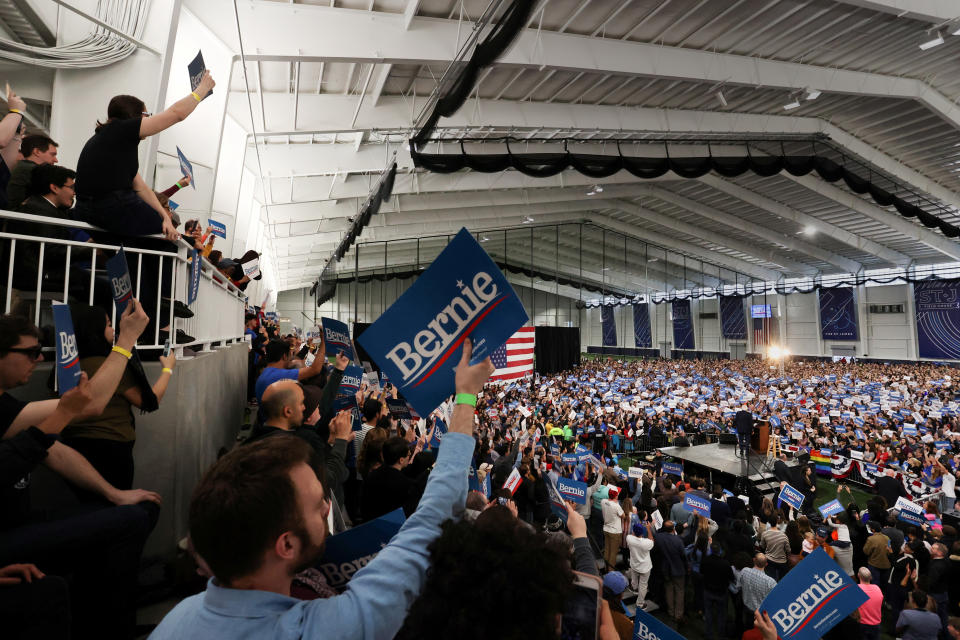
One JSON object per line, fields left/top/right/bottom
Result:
{"left": 192, "top": 0, "right": 960, "bottom": 293}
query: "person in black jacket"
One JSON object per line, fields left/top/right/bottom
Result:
{"left": 244, "top": 377, "right": 352, "bottom": 507}
{"left": 734, "top": 406, "right": 753, "bottom": 458}
{"left": 701, "top": 543, "right": 734, "bottom": 640}
{"left": 361, "top": 436, "right": 416, "bottom": 520}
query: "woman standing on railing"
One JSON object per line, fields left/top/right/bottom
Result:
{"left": 72, "top": 72, "right": 215, "bottom": 344}
{"left": 59, "top": 305, "right": 176, "bottom": 491}
{"left": 73, "top": 72, "right": 214, "bottom": 240}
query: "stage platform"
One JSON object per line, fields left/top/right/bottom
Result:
{"left": 657, "top": 442, "right": 799, "bottom": 482}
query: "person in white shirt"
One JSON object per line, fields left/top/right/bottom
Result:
{"left": 625, "top": 517, "right": 655, "bottom": 606}
{"left": 937, "top": 459, "right": 956, "bottom": 513}
{"left": 601, "top": 486, "right": 625, "bottom": 572}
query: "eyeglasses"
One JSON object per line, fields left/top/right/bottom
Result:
{"left": 6, "top": 345, "right": 43, "bottom": 359}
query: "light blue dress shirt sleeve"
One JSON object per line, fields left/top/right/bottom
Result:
{"left": 150, "top": 431, "right": 474, "bottom": 640}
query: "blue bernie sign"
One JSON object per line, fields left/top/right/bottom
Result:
{"left": 357, "top": 227, "right": 527, "bottom": 417}
{"left": 759, "top": 548, "right": 868, "bottom": 640}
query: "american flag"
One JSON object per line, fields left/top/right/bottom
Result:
{"left": 489, "top": 327, "right": 535, "bottom": 382}
{"left": 753, "top": 317, "right": 772, "bottom": 347}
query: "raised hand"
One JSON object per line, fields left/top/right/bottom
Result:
{"left": 455, "top": 337, "right": 495, "bottom": 396}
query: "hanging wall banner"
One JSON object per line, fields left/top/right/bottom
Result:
{"left": 720, "top": 296, "right": 747, "bottom": 340}
{"left": 633, "top": 303, "right": 651, "bottom": 348}
{"left": 601, "top": 306, "right": 617, "bottom": 347}
{"left": 819, "top": 287, "right": 858, "bottom": 340}
{"left": 914, "top": 279, "right": 960, "bottom": 360}
{"left": 672, "top": 299, "right": 694, "bottom": 350}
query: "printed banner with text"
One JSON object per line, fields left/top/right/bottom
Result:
{"left": 818, "top": 287, "right": 858, "bottom": 341}
{"left": 316, "top": 508, "right": 405, "bottom": 592}
{"left": 914, "top": 279, "right": 960, "bottom": 360}
{"left": 357, "top": 228, "right": 528, "bottom": 417}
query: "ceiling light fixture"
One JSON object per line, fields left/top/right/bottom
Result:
{"left": 480, "top": 235, "right": 489, "bottom": 243}
{"left": 805, "top": 89, "right": 821, "bottom": 100}
{"left": 522, "top": 216, "right": 534, "bottom": 224}
{"left": 715, "top": 89, "right": 728, "bottom": 107}
{"left": 805, "top": 225, "right": 817, "bottom": 235}
{"left": 594, "top": 185, "right": 603, "bottom": 193}
{"left": 919, "top": 31, "right": 944, "bottom": 50}
{"left": 783, "top": 99, "right": 802, "bottom": 111}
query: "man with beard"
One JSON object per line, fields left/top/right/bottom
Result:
{"left": 150, "top": 337, "right": 495, "bottom": 639}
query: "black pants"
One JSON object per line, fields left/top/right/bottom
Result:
{"left": 0, "top": 501, "right": 159, "bottom": 640}
{"left": 75, "top": 192, "right": 176, "bottom": 341}
{"left": 61, "top": 436, "right": 136, "bottom": 491}
{"left": 0, "top": 574, "right": 71, "bottom": 639}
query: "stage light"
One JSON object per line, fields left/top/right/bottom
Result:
{"left": 920, "top": 31, "right": 944, "bottom": 50}
{"left": 768, "top": 346, "right": 782, "bottom": 359}
{"left": 782, "top": 347, "right": 791, "bottom": 357}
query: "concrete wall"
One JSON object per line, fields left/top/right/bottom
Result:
{"left": 11, "top": 343, "right": 247, "bottom": 560}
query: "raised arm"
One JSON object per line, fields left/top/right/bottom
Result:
{"left": 305, "top": 338, "right": 493, "bottom": 639}
{"left": 6, "top": 299, "right": 149, "bottom": 437}
{"left": 139, "top": 71, "right": 215, "bottom": 138}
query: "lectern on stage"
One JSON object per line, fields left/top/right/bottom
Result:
{"left": 751, "top": 422, "right": 769, "bottom": 455}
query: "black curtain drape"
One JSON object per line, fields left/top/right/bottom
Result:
{"left": 411, "top": 149, "right": 958, "bottom": 239}
{"left": 534, "top": 326, "right": 580, "bottom": 375}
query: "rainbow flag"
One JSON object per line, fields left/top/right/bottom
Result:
{"left": 810, "top": 449, "right": 833, "bottom": 476}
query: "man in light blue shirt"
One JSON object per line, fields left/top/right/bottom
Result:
{"left": 151, "top": 340, "right": 494, "bottom": 640}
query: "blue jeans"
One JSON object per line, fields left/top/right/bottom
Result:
{"left": 704, "top": 590, "right": 727, "bottom": 640}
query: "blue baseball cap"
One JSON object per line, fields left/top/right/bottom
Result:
{"left": 602, "top": 571, "right": 628, "bottom": 595}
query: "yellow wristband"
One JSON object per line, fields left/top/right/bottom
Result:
{"left": 8, "top": 109, "right": 20, "bottom": 114}
{"left": 112, "top": 345, "right": 133, "bottom": 360}
{"left": 162, "top": 367, "right": 173, "bottom": 374}
{"left": 191, "top": 91, "right": 201, "bottom": 102}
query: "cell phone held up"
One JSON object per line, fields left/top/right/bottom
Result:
{"left": 163, "top": 339, "right": 171, "bottom": 357}
{"left": 560, "top": 571, "right": 602, "bottom": 640}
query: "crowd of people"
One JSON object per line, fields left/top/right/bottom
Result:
{"left": 0, "top": 78, "right": 262, "bottom": 349}
{"left": 6, "top": 290, "right": 960, "bottom": 639}
{"left": 2, "top": 78, "right": 960, "bottom": 637}
{"left": 146, "top": 325, "right": 959, "bottom": 640}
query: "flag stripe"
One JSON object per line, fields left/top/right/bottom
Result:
{"left": 490, "top": 328, "right": 535, "bottom": 382}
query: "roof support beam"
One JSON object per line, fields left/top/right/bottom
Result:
{"left": 639, "top": 186, "right": 864, "bottom": 273}
{"left": 605, "top": 198, "right": 816, "bottom": 275}
{"left": 783, "top": 173, "right": 960, "bottom": 262}
{"left": 232, "top": 3, "right": 960, "bottom": 134}
{"left": 831, "top": 0, "right": 956, "bottom": 22}
{"left": 698, "top": 174, "right": 912, "bottom": 266}
{"left": 236, "top": 96, "right": 960, "bottom": 210}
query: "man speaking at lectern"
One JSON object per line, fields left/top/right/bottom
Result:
{"left": 734, "top": 405, "right": 753, "bottom": 458}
